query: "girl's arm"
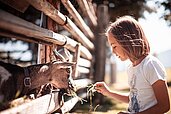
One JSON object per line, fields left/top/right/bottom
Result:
{"left": 94, "top": 82, "right": 129, "bottom": 103}
{"left": 137, "top": 80, "right": 170, "bottom": 114}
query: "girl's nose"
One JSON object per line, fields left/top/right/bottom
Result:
{"left": 112, "top": 49, "right": 115, "bottom": 53}
{"left": 112, "top": 49, "right": 117, "bottom": 55}
{"left": 113, "top": 51, "right": 118, "bottom": 57}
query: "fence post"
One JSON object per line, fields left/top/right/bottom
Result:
{"left": 72, "top": 43, "right": 81, "bottom": 79}
{"left": 94, "top": 4, "right": 109, "bottom": 104}
{"left": 110, "top": 61, "right": 117, "bottom": 84}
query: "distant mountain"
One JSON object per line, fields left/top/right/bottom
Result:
{"left": 157, "top": 50, "right": 171, "bottom": 68}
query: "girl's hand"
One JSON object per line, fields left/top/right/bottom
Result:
{"left": 94, "top": 82, "right": 110, "bottom": 96}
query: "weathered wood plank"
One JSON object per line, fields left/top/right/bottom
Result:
{"left": 94, "top": 5, "right": 109, "bottom": 104}
{"left": 72, "top": 43, "right": 81, "bottom": 78}
{"left": 61, "top": 0, "right": 94, "bottom": 40}
{"left": 78, "top": 58, "right": 91, "bottom": 68}
{"left": 26, "top": 0, "right": 94, "bottom": 50}
{"left": 0, "top": 92, "right": 60, "bottom": 114}
{"left": 65, "top": 37, "right": 92, "bottom": 60}
{"left": 0, "top": 10, "right": 65, "bottom": 45}
{"left": 76, "top": 0, "right": 97, "bottom": 26}
{"left": 94, "top": 4, "right": 109, "bottom": 82}
{"left": 0, "top": 78, "right": 92, "bottom": 114}
{"left": 0, "top": 0, "right": 30, "bottom": 13}
{"left": 61, "top": 78, "right": 92, "bottom": 113}
{"left": 0, "top": 9, "right": 92, "bottom": 60}
{"left": 73, "top": 78, "right": 92, "bottom": 90}
{"left": 78, "top": 66, "right": 90, "bottom": 74}
{"left": 87, "top": 0, "right": 97, "bottom": 21}
{"left": 60, "top": 93, "right": 87, "bottom": 113}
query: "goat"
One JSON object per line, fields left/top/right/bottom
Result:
{"left": 0, "top": 61, "right": 74, "bottom": 103}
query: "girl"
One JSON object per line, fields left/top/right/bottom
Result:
{"left": 94, "top": 16, "right": 170, "bottom": 114}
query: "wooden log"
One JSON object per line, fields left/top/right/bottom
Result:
{"left": 94, "top": 5, "right": 109, "bottom": 104}
{"left": 94, "top": 4, "right": 109, "bottom": 82}
{"left": 61, "top": 78, "right": 92, "bottom": 113}
{"left": 78, "top": 58, "right": 91, "bottom": 68}
{"left": 87, "top": 0, "right": 97, "bottom": 20}
{"left": 77, "top": 66, "right": 90, "bottom": 74}
{"left": 0, "top": 92, "right": 60, "bottom": 114}
{"left": 65, "top": 37, "right": 92, "bottom": 60}
{"left": 0, "top": 0, "right": 29, "bottom": 13}
{"left": 61, "top": 0, "right": 94, "bottom": 40}
{"left": 0, "top": 77, "right": 92, "bottom": 114}
{"left": 37, "top": 44, "right": 46, "bottom": 63}
{"left": 0, "top": 9, "right": 65, "bottom": 45}
{"left": 60, "top": 93, "right": 87, "bottom": 113}
{"left": 72, "top": 43, "right": 81, "bottom": 79}
{"left": 76, "top": 0, "right": 97, "bottom": 26}
{"left": 0, "top": 10, "right": 92, "bottom": 60}
{"left": 44, "top": 0, "right": 61, "bottom": 63}
{"left": 26, "top": 0, "right": 94, "bottom": 50}
{"left": 73, "top": 78, "right": 92, "bottom": 90}
{"left": 110, "top": 61, "right": 117, "bottom": 84}
{"left": 44, "top": 0, "right": 56, "bottom": 63}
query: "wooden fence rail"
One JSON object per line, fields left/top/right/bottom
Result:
{"left": 0, "top": 9, "right": 93, "bottom": 113}
{"left": 0, "top": 78, "right": 92, "bottom": 114}
{"left": 61, "top": 0, "right": 94, "bottom": 40}
{"left": 0, "top": 9, "right": 92, "bottom": 60}
{"left": 0, "top": 92, "right": 60, "bottom": 114}
{"left": 26, "top": 0, "right": 94, "bottom": 50}
{"left": 76, "top": 0, "right": 97, "bottom": 26}
{"left": 0, "top": 0, "right": 101, "bottom": 113}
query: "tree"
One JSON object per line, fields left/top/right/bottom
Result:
{"left": 92, "top": 0, "right": 156, "bottom": 21}
{"left": 156, "top": 0, "right": 171, "bottom": 25}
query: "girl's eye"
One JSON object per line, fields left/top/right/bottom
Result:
{"left": 111, "top": 44, "right": 117, "bottom": 50}
{"left": 112, "top": 46, "right": 116, "bottom": 49}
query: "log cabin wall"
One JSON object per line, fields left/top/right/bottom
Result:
{"left": 0, "top": 0, "right": 109, "bottom": 113}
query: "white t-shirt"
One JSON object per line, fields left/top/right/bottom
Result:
{"left": 127, "top": 55, "right": 166, "bottom": 113}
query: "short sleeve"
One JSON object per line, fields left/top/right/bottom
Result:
{"left": 143, "top": 57, "right": 166, "bottom": 85}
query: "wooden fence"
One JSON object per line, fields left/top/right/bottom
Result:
{"left": 0, "top": 0, "right": 108, "bottom": 113}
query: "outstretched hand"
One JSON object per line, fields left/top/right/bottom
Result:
{"left": 94, "top": 82, "right": 111, "bottom": 96}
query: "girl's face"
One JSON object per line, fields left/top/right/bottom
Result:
{"left": 107, "top": 33, "right": 128, "bottom": 61}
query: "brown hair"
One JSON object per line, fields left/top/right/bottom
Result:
{"left": 106, "top": 16, "right": 150, "bottom": 61}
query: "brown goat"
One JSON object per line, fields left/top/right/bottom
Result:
{"left": 0, "top": 61, "right": 73, "bottom": 103}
